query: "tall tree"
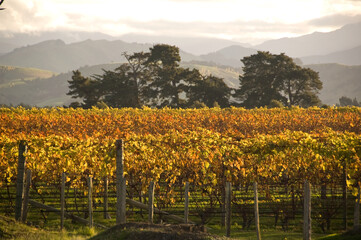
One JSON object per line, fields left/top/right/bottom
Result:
{"left": 146, "top": 44, "right": 185, "bottom": 108}
{"left": 282, "top": 64, "right": 322, "bottom": 107}
{"left": 95, "top": 66, "right": 137, "bottom": 108}
{"left": 67, "top": 44, "right": 232, "bottom": 109}
{"left": 121, "top": 52, "right": 151, "bottom": 107}
{"left": 235, "top": 51, "right": 285, "bottom": 108}
{"left": 235, "top": 51, "right": 322, "bottom": 108}
{"left": 338, "top": 96, "right": 360, "bottom": 107}
{"left": 67, "top": 70, "right": 101, "bottom": 108}
{"left": 187, "top": 72, "right": 231, "bottom": 108}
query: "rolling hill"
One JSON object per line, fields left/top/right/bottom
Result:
{"left": 0, "top": 65, "right": 55, "bottom": 88}
{"left": 0, "top": 62, "right": 241, "bottom": 107}
{"left": 0, "top": 39, "right": 200, "bottom": 73}
{"left": 301, "top": 45, "right": 361, "bottom": 65}
{"left": 306, "top": 63, "right": 361, "bottom": 105}
{"left": 199, "top": 45, "right": 258, "bottom": 68}
{"left": 0, "top": 62, "right": 360, "bottom": 107}
{"left": 255, "top": 21, "right": 361, "bottom": 58}
{"left": 119, "top": 34, "right": 249, "bottom": 55}
{"left": 0, "top": 30, "right": 117, "bottom": 54}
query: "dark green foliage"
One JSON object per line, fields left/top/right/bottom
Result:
{"left": 338, "top": 96, "right": 360, "bottom": 107}
{"left": 146, "top": 45, "right": 184, "bottom": 107}
{"left": 67, "top": 70, "right": 102, "bottom": 108}
{"left": 235, "top": 51, "right": 322, "bottom": 108}
{"left": 187, "top": 74, "right": 231, "bottom": 108}
{"left": 67, "top": 44, "right": 232, "bottom": 108}
{"left": 268, "top": 99, "right": 284, "bottom": 108}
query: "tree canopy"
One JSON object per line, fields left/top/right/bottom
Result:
{"left": 68, "top": 48, "right": 324, "bottom": 109}
{"left": 338, "top": 96, "right": 360, "bottom": 107}
{"left": 67, "top": 44, "right": 232, "bottom": 108}
{"left": 234, "top": 51, "right": 323, "bottom": 108}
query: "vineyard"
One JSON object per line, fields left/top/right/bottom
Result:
{"left": 1, "top": 106, "right": 361, "bottom": 237}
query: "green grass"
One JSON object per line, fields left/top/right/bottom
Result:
{"left": 208, "top": 226, "right": 354, "bottom": 240}
{"left": 0, "top": 214, "right": 96, "bottom": 239}
{"left": 3, "top": 212, "right": 361, "bottom": 240}
{"left": 1, "top": 183, "right": 359, "bottom": 239}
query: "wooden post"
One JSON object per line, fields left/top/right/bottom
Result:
{"left": 254, "top": 182, "right": 261, "bottom": 240}
{"left": 15, "top": 140, "right": 27, "bottom": 221}
{"left": 184, "top": 182, "right": 189, "bottom": 224}
{"left": 225, "top": 182, "right": 231, "bottom": 237}
{"left": 343, "top": 161, "right": 348, "bottom": 230}
{"left": 87, "top": 176, "right": 93, "bottom": 228}
{"left": 303, "top": 180, "right": 311, "bottom": 240}
{"left": 21, "top": 169, "right": 31, "bottom": 223}
{"left": 103, "top": 176, "right": 111, "bottom": 219}
{"left": 354, "top": 184, "right": 360, "bottom": 231}
{"left": 149, "top": 181, "right": 155, "bottom": 224}
{"left": 61, "top": 172, "right": 66, "bottom": 229}
{"left": 116, "top": 139, "right": 126, "bottom": 224}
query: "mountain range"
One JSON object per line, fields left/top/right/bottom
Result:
{"left": 255, "top": 21, "right": 361, "bottom": 57}
{"left": 0, "top": 21, "right": 360, "bottom": 106}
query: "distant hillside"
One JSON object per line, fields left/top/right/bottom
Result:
{"left": 301, "top": 45, "right": 361, "bottom": 66}
{"left": 1, "top": 61, "right": 359, "bottom": 107}
{"left": 199, "top": 45, "right": 258, "bottom": 68}
{"left": 0, "top": 31, "right": 117, "bottom": 54}
{"left": 0, "top": 39, "right": 200, "bottom": 73}
{"left": 0, "top": 65, "right": 55, "bottom": 87}
{"left": 181, "top": 61, "right": 241, "bottom": 88}
{"left": 120, "top": 34, "right": 248, "bottom": 55}
{"left": 0, "top": 62, "right": 240, "bottom": 107}
{"left": 256, "top": 21, "right": 361, "bottom": 58}
{"left": 307, "top": 63, "right": 361, "bottom": 105}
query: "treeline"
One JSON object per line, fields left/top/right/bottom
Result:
{"left": 338, "top": 96, "right": 361, "bottom": 107}
{"left": 67, "top": 44, "right": 323, "bottom": 109}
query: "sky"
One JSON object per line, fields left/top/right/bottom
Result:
{"left": 1, "top": 0, "right": 361, "bottom": 44}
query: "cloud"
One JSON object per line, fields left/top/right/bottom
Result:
{"left": 165, "top": 0, "right": 226, "bottom": 2}
{"left": 1, "top": 0, "right": 361, "bottom": 45}
{"left": 308, "top": 14, "right": 361, "bottom": 27}
{"left": 112, "top": 19, "right": 314, "bottom": 44}
{"left": 0, "top": 0, "right": 51, "bottom": 32}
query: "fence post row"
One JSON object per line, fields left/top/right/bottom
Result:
{"left": 13, "top": 138, "right": 361, "bottom": 238}
{"left": 303, "top": 180, "right": 312, "bottom": 240}
{"left": 116, "top": 139, "right": 126, "bottom": 224}
{"left": 15, "top": 140, "right": 27, "bottom": 221}
{"left": 254, "top": 182, "right": 261, "bottom": 240}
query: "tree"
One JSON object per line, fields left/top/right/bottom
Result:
{"left": 67, "top": 70, "right": 102, "bottom": 108}
{"left": 338, "top": 96, "right": 360, "bottom": 107}
{"left": 235, "top": 51, "right": 322, "bottom": 108}
{"left": 146, "top": 44, "right": 185, "bottom": 108}
{"left": 67, "top": 52, "right": 151, "bottom": 109}
{"left": 95, "top": 66, "right": 137, "bottom": 108}
{"left": 281, "top": 62, "right": 322, "bottom": 107}
{"left": 67, "top": 44, "right": 232, "bottom": 109}
{"left": 187, "top": 73, "right": 231, "bottom": 108}
{"left": 121, "top": 52, "right": 151, "bottom": 107}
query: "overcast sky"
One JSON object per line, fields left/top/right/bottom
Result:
{"left": 1, "top": 0, "right": 361, "bottom": 44}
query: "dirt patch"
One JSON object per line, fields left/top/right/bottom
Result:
{"left": 89, "top": 223, "right": 233, "bottom": 240}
